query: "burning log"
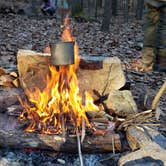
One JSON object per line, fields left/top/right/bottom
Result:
{"left": 0, "top": 113, "right": 121, "bottom": 153}
{"left": 17, "top": 50, "right": 126, "bottom": 99}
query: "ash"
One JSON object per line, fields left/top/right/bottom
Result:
{"left": 0, "top": 149, "right": 121, "bottom": 166}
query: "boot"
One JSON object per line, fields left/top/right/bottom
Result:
{"left": 153, "top": 49, "right": 166, "bottom": 72}
{"left": 141, "top": 47, "right": 155, "bottom": 70}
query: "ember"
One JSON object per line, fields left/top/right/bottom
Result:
{"left": 18, "top": 15, "right": 99, "bottom": 134}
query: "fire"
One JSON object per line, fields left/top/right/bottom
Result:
{"left": 18, "top": 15, "right": 99, "bottom": 134}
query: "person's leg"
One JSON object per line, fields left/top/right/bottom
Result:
{"left": 46, "top": 7, "right": 55, "bottom": 16}
{"left": 154, "top": 3, "right": 166, "bottom": 71}
{"left": 142, "top": 3, "right": 159, "bottom": 69}
{"left": 41, "top": 7, "right": 47, "bottom": 15}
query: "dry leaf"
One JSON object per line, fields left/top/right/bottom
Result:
{"left": 0, "top": 68, "right": 7, "bottom": 76}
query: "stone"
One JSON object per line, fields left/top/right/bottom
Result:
{"left": 57, "top": 159, "right": 65, "bottom": 165}
{"left": 105, "top": 90, "right": 138, "bottom": 117}
{"left": 0, "top": 88, "right": 21, "bottom": 108}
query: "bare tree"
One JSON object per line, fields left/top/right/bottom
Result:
{"left": 101, "top": 0, "right": 112, "bottom": 31}
{"left": 136, "top": 0, "right": 144, "bottom": 20}
{"left": 124, "top": 0, "right": 129, "bottom": 23}
{"left": 112, "top": 0, "right": 118, "bottom": 16}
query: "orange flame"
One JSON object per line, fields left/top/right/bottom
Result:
{"left": 19, "top": 15, "right": 99, "bottom": 134}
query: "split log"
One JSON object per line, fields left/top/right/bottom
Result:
{"left": 17, "top": 49, "right": 50, "bottom": 90}
{"left": 0, "top": 74, "right": 14, "bottom": 87}
{"left": 17, "top": 49, "right": 126, "bottom": 99}
{"left": 0, "top": 69, "right": 19, "bottom": 87}
{"left": 78, "top": 56, "right": 126, "bottom": 99}
{"left": 118, "top": 126, "right": 166, "bottom": 166}
{"left": 0, "top": 113, "right": 121, "bottom": 153}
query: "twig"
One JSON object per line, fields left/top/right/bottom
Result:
{"left": 98, "top": 153, "right": 120, "bottom": 163}
{"left": 76, "top": 127, "right": 84, "bottom": 166}
{"left": 118, "top": 110, "right": 155, "bottom": 130}
{"left": 112, "top": 137, "right": 115, "bottom": 154}
{"left": 81, "top": 118, "right": 85, "bottom": 143}
{"left": 61, "top": 114, "right": 66, "bottom": 138}
{"left": 81, "top": 91, "right": 86, "bottom": 143}
{"left": 151, "top": 81, "right": 166, "bottom": 110}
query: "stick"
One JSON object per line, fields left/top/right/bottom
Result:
{"left": 76, "top": 127, "right": 84, "bottom": 166}
{"left": 81, "top": 91, "right": 86, "bottom": 143}
{"left": 151, "top": 81, "right": 166, "bottom": 110}
{"left": 61, "top": 114, "right": 66, "bottom": 138}
{"left": 81, "top": 118, "right": 85, "bottom": 143}
{"left": 112, "top": 137, "right": 115, "bottom": 154}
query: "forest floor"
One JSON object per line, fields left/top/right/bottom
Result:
{"left": 0, "top": 14, "right": 165, "bottom": 166}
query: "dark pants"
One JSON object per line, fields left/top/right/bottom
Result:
{"left": 41, "top": 7, "right": 55, "bottom": 16}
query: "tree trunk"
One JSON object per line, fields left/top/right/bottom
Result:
{"left": 101, "top": 0, "right": 112, "bottom": 32}
{"left": 112, "top": 0, "right": 118, "bottom": 16}
{"left": 95, "top": 0, "right": 98, "bottom": 18}
{"left": 31, "top": 0, "right": 38, "bottom": 16}
{"left": 124, "top": 0, "right": 129, "bottom": 23}
{"left": 136, "top": 0, "right": 144, "bottom": 20}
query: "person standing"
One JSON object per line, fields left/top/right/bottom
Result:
{"left": 141, "top": 0, "right": 166, "bottom": 71}
{"left": 41, "top": 0, "right": 56, "bottom": 16}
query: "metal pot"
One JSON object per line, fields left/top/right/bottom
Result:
{"left": 50, "top": 41, "right": 75, "bottom": 66}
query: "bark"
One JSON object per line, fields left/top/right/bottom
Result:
{"left": 124, "top": 0, "right": 129, "bottom": 23}
{"left": 0, "top": 113, "right": 121, "bottom": 153}
{"left": 136, "top": 0, "right": 144, "bottom": 20}
{"left": 101, "top": 0, "right": 112, "bottom": 32}
{"left": 112, "top": 0, "right": 118, "bottom": 16}
{"left": 119, "top": 126, "right": 166, "bottom": 166}
{"left": 17, "top": 50, "right": 126, "bottom": 100}
{"left": 95, "top": 0, "right": 98, "bottom": 18}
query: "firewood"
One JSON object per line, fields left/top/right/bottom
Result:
{"left": 151, "top": 81, "right": 166, "bottom": 110}
{"left": 10, "top": 71, "right": 18, "bottom": 78}
{"left": 0, "top": 74, "right": 14, "bottom": 87}
{"left": 17, "top": 49, "right": 50, "bottom": 91}
{"left": 17, "top": 49, "right": 126, "bottom": 98}
{"left": 0, "top": 113, "right": 121, "bottom": 153}
{"left": 12, "top": 78, "right": 19, "bottom": 87}
{"left": 119, "top": 126, "right": 166, "bottom": 166}
{"left": 0, "top": 68, "right": 7, "bottom": 75}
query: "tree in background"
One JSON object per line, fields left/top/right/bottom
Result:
{"left": 136, "top": 0, "right": 144, "bottom": 20}
{"left": 101, "top": 0, "right": 112, "bottom": 31}
{"left": 112, "top": 0, "right": 118, "bottom": 16}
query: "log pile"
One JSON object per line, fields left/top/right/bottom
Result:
{"left": 0, "top": 111, "right": 121, "bottom": 153}
{"left": 0, "top": 68, "right": 19, "bottom": 87}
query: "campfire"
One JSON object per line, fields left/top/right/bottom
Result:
{"left": 0, "top": 14, "right": 165, "bottom": 166}
{"left": 18, "top": 15, "right": 99, "bottom": 135}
